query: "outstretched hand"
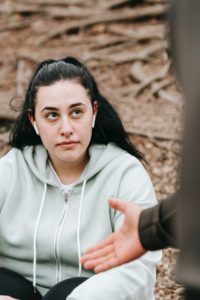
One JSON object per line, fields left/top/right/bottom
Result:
{"left": 81, "top": 198, "right": 147, "bottom": 273}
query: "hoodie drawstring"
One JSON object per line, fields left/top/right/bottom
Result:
{"left": 32, "top": 179, "right": 86, "bottom": 288}
{"left": 77, "top": 180, "right": 86, "bottom": 277}
{"left": 33, "top": 183, "right": 47, "bottom": 291}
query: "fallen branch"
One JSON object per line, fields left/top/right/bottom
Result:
{"left": 127, "top": 127, "right": 182, "bottom": 142}
{"left": 158, "top": 89, "right": 182, "bottom": 108}
{"left": 17, "top": 46, "right": 82, "bottom": 63}
{"left": 90, "top": 39, "right": 137, "bottom": 56}
{"left": 0, "top": 2, "right": 94, "bottom": 17}
{"left": 90, "top": 36, "right": 130, "bottom": 50}
{"left": 111, "top": 40, "right": 168, "bottom": 63}
{"left": 146, "top": 0, "right": 167, "bottom": 3}
{"left": 151, "top": 77, "right": 175, "bottom": 95}
{"left": 145, "top": 77, "right": 175, "bottom": 101}
{"left": 0, "top": 20, "right": 31, "bottom": 32}
{"left": 130, "top": 61, "right": 170, "bottom": 96}
{"left": 130, "top": 61, "right": 147, "bottom": 82}
{"left": 21, "top": 0, "right": 83, "bottom": 5}
{"left": 93, "top": 25, "right": 166, "bottom": 55}
{"left": 43, "top": 7, "right": 94, "bottom": 18}
{"left": 147, "top": 139, "right": 182, "bottom": 155}
{"left": 33, "top": 4, "right": 167, "bottom": 45}
{"left": 0, "top": 2, "right": 40, "bottom": 14}
{"left": 83, "top": 40, "right": 167, "bottom": 64}
{"left": 100, "top": 0, "right": 136, "bottom": 10}
{"left": 102, "top": 0, "right": 167, "bottom": 10}
{"left": 107, "top": 23, "right": 166, "bottom": 40}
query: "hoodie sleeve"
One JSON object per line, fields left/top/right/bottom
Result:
{"left": 0, "top": 152, "right": 13, "bottom": 213}
{"left": 66, "top": 156, "right": 161, "bottom": 300}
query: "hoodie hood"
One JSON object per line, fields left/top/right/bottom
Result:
{"left": 23, "top": 143, "right": 125, "bottom": 187}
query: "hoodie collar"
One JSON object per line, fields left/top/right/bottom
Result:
{"left": 23, "top": 143, "right": 124, "bottom": 187}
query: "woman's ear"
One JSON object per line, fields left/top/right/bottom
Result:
{"left": 93, "top": 101, "right": 98, "bottom": 115}
{"left": 28, "top": 114, "right": 34, "bottom": 124}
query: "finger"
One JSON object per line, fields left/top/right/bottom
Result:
{"left": 94, "top": 256, "right": 120, "bottom": 273}
{"left": 81, "top": 244, "right": 114, "bottom": 264}
{"left": 109, "top": 198, "right": 128, "bottom": 214}
{"left": 83, "top": 253, "right": 115, "bottom": 270}
{"left": 83, "top": 234, "right": 115, "bottom": 254}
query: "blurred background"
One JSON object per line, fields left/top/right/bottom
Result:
{"left": 0, "top": 0, "right": 183, "bottom": 298}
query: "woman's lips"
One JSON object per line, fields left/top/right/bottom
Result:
{"left": 57, "top": 141, "right": 78, "bottom": 148}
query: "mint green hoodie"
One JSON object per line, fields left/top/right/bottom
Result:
{"left": 0, "top": 143, "right": 161, "bottom": 299}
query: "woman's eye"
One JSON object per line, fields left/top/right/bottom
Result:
{"left": 72, "top": 109, "right": 82, "bottom": 117}
{"left": 47, "top": 112, "right": 58, "bottom": 120}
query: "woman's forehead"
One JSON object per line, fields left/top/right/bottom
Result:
{"left": 35, "top": 80, "right": 91, "bottom": 108}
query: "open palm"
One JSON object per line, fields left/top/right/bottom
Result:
{"left": 81, "top": 198, "right": 146, "bottom": 273}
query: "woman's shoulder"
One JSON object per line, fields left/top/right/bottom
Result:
{"left": 0, "top": 145, "right": 46, "bottom": 163}
{"left": 0, "top": 149, "right": 25, "bottom": 179}
{"left": 88, "top": 143, "right": 143, "bottom": 171}
{"left": 0, "top": 147, "right": 20, "bottom": 162}
{"left": 89, "top": 143, "right": 146, "bottom": 180}
{"left": 106, "top": 144, "right": 152, "bottom": 187}
{"left": 0, "top": 146, "right": 37, "bottom": 168}
{"left": 107, "top": 143, "right": 144, "bottom": 167}
{"left": 0, "top": 147, "right": 24, "bottom": 161}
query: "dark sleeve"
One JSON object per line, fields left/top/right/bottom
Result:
{"left": 138, "top": 195, "right": 179, "bottom": 250}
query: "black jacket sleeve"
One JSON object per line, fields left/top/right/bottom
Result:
{"left": 138, "top": 195, "right": 179, "bottom": 250}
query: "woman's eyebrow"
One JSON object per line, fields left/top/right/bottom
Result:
{"left": 41, "top": 102, "right": 85, "bottom": 112}
{"left": 69, "top": 102, "right": 85, "bottom": 108}
{"left": 41, "top": 106, "right": 59, "bottom": 112}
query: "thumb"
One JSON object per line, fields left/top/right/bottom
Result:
{"left": 109, "top": 198, "right": 128, "bottom": 214}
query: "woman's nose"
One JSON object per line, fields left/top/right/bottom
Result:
{"left": 60, "top": 117, "right": 73, "bottom": 136}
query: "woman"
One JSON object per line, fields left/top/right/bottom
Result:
{"left": 0, "top": 57, "right": 161, "bottom": 300}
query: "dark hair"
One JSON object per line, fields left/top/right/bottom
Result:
{"left": 9, "top": 56, "right": 145, "bottom": 161}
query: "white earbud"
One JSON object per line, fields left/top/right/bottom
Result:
{"left": 92, "top": 115, "right": 96, "bottom": 128}
{"left": 33, "top": 121, "right": 39, "bottom": 135}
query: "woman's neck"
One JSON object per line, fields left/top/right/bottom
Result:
{"left": 49, "top": 154, "right": 89, "bottom": 185}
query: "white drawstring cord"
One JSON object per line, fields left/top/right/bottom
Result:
{"left": 33, "top": 183, "right": 47, "bottom": 291}
{"left": 77, "top": 180, "right": 86, "bottom": 277}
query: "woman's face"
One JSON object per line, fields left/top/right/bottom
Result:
{"left": 32, "top": 80, "right": 97, "bottom": 169}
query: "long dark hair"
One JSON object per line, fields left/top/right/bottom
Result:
{"left": 9, "top": 57, "right": 145, "bottom": 161}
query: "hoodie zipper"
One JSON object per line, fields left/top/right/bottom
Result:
{"left": 54, "top": 191, "right": 69, "bottom": 283}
